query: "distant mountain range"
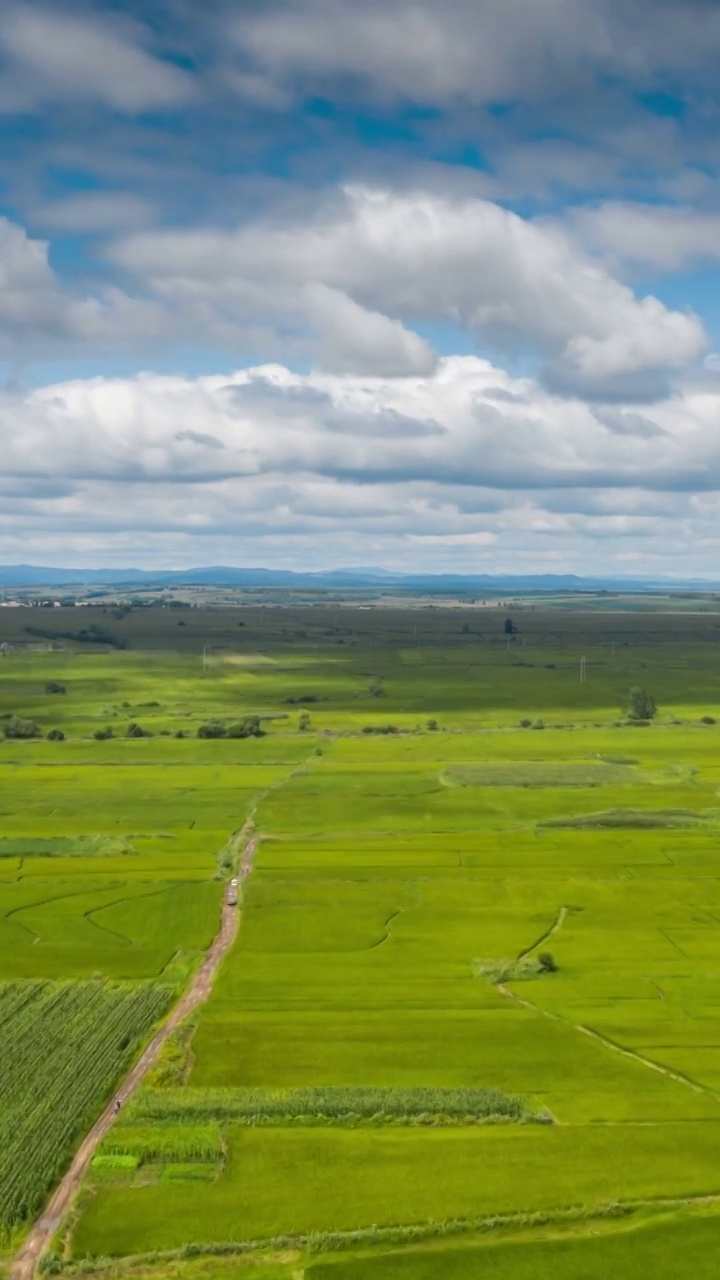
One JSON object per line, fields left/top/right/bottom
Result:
{"left": 0, "top": 564, "right": 718, "bottom": 592}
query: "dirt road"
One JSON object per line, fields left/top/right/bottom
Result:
{"left": 10, "top": 837, "right": 256, "bottom": 1280}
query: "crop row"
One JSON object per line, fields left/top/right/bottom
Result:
{"left": 0, "top": 981, "right": 172, "bottom": 1236}
{"left": 127, "top": 1085, "right": 536, "bottom": 1124}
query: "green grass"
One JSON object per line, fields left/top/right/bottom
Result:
{"left": 72, "top": 1123, "right": 720, "bottom": 1255}
{"left": 6, "top": 607, "right": 720, "bottom": 1277}
{"left": 305, "top": 1212, "right": 720, "bottom": 1280}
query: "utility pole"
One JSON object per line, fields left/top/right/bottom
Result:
{"left": 202, "top": 644, "right": 210, "bottom": 674}
{"left": 580, "top": 656, "right": 587, "bottom": 684}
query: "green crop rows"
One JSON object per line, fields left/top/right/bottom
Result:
{"left": 0, "top": 980, "right": 171, "bottom": 1236}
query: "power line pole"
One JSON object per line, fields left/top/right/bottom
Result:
{"left": 580, "top": 656, "right": 587, "bottom": 684}
{"left": 202, "top": 644, "right": 210, "bottom": 674}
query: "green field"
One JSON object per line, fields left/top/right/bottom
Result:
{"left": 4, "top": 601, "right": 720, "bottom": 1277}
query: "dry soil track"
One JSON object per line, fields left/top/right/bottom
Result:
{"left": 10, "top": 837, "right": 256, "bottom": 1280}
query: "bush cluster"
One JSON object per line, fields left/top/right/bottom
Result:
{"left": 197, "top": 717, "right": 265, "bottom": 739}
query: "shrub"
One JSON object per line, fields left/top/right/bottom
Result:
{"left": 46, "top": 729, "right": 65, "bottom": 741}
{"left": 94, "top": 727, "right": 114, "bottom": 741}
{"left": 4, "top": 716, "right": 42, "bottom": 739}
{"left": 45, "top": 682, "right": 66, "bottom": 695}
{"left": 426, "top": 719, "right": 439, "bottom": 731}
{"left": 537, "top": 952, "right": 558, "bottom": 973}
{"left": 701, "top": 715, "right": 716, "bottom": 725}
{"left": 531, "top": 719, "right": 545, "bottom": 730}
{"left": 298, "top": 712, "right": 311, "bottom": 732}
{"left": 519, "top": 718, "right": 532, "bottom": 728}
{"left": 361, "top": 724, "right": 399, "bottom": 735}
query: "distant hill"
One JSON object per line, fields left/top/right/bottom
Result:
{"left": 0, "top": 564, "right": 717, "bottom": 592}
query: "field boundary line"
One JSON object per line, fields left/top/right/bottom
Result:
{"left": 496, "top": 983, "right": 720, "bottom": 1104}
{"left": 9, "top": 832, "right": 256, "bottom": 1280}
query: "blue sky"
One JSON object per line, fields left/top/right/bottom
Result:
{"left": 2, "top": 0, "right": 720, "bottom": 573}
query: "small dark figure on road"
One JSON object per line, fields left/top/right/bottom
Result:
{"left": 112, "top": 1098, "right": 121, "bottom": 1115}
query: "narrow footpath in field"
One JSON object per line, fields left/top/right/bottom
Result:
{"left": 10, "top": 831, "right": 258, "bottom": 1280}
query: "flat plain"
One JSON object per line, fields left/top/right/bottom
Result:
{"left": 3, "top": 598, "right": 720, "bottom": 1277}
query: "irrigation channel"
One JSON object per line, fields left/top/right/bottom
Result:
{"left": 10, "top": 834, "right": 258, "bottom": 1280}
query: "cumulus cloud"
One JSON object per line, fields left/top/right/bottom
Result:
{"left": 0, "top": 216, "right": 168, "bottom": 357}
{"left": 113, "top": 185, "right": 707, "bottom": 395}
{"left": 303, "top": 284, "right": 438, "bottom": 377}
{"left": 1, "top": 355, "right": 720, "bottom": 573}
{"left": 0, "top": 5, "right": 194, "bottom": 113}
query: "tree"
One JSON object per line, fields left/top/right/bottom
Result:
{"left": 538, "top": 952, "right": 557, "bottom": 973}
{"left": 47, "top": 728, "right": 65, "bottom": 741}
{"left": 94, "top": 727, "right": 114, "bottom": 740}
{"left": 627, "top": 687, "right": 657, "bottom": 721}
{"left": 126, "top": 722, "right": 152, "bottom": 738}
{"left": 504, "top": 618, "right": 515, "bottom": 635}
{"left": 298, "top": 712, "right": 311, "bottom": 732}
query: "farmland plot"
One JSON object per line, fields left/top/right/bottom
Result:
{"left": 0, "top": 980, "right": 171, "bottom": 1237}
{"left": 6, "top": 611, "right": 720, "bottom": 1279}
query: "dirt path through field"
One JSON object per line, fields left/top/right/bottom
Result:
{"left": 10, "top": 834, "right": 257, "bottom": 1280}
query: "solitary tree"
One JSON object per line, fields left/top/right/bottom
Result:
{"left": 504, "top": 618, "right": 515, "bottom": 636}
{"left": 627, "top": 687, "right": 657, "bottom": 721}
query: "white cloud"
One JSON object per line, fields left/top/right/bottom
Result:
{"left": 114, "top": 185, "right": 707, "bottom": 395}
{"left": 0, "top": 5, "right": 194, "bottom": 113}
{"left": 1, "top": 355, "right": 720, "bottom": 572}
{"left": 227, "top": 0, "right": 720, "bottom": 108}
{"left": 303, "top": 283, "right": 438, "bottom": 376}
{"left": 0, "top": 215, "right": 169, "bottom": 357}
{"left": 568, "top": 201, "right": 720, "bottom": 271}
{"left": 30, "top": 191, "right": 157, "bottom": 234}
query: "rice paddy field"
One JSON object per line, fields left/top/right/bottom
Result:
{"left": 3, "top": 598, "right": 720, "bottom": 1278}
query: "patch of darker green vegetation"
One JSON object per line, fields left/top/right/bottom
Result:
{"left": 125, "top": 1086, "right": 541, "bottom": 1127}
{"left": 197, "top": 717, "right": 265, "bottom": 739}
{"left": 446, "top": 762, "right": 639, "bottom": 787}
{"left": 0, "top": 980, "right": 172, "bottom": 1237}
{"left": 540, "top": 808, "right": 718, "bottom": 828}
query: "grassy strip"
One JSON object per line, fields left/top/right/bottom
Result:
{"left": 124, "top": 1086, "right": 542, "bottom": 1126}
{"left": 45, "top": 1203, "right": 630, "bottom": 1274}
{"left": 473, "top": 957, "right": 549, "bottom": 983}
{"left": 539, "top": 808, "right": 719, "bottom": 829}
